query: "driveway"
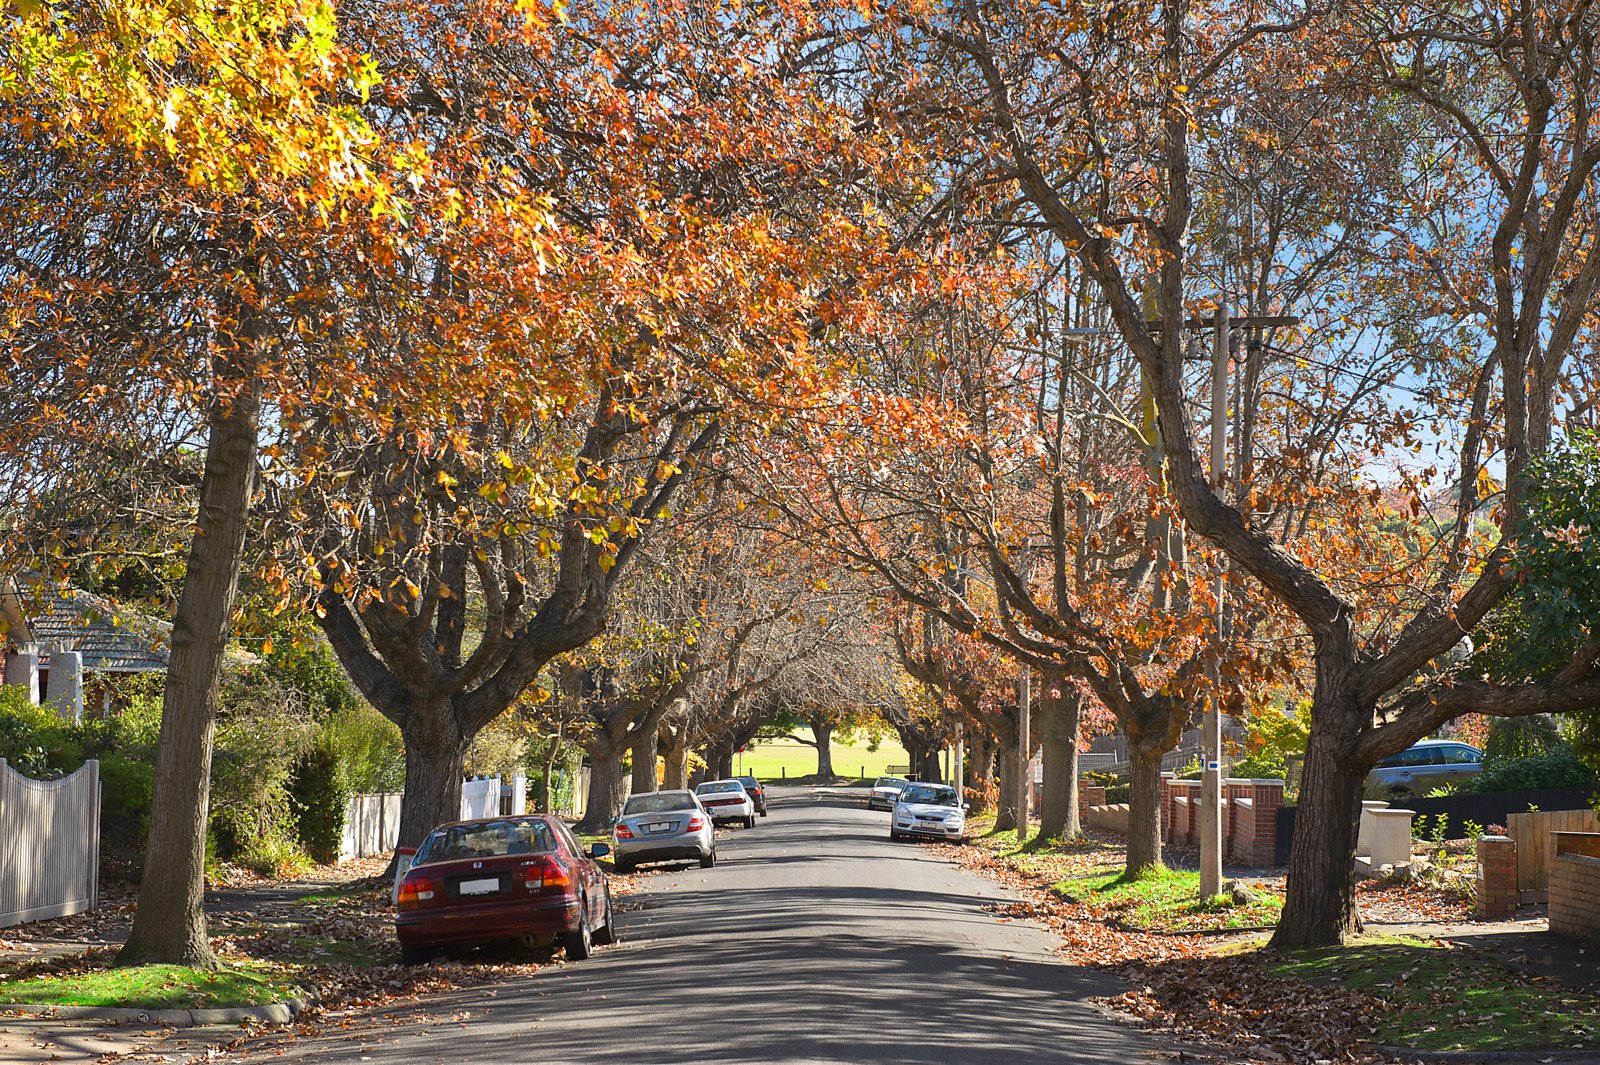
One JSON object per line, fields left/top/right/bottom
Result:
{"left": 224, "top": 788, "right": 1166, "bottom": 1065}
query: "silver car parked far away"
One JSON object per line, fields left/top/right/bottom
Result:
{"left": 612, "top": 790, "right": 715, "bottom": 873}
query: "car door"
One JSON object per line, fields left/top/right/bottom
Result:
{"left": 1408, "top": 747, "right": 1450, "bottom": 793}
{"left": 555, "top": 820, "right": 604, "bottom": 922}
{"left": 1440, "top": 745, "right": 1485, "bottom": 786}
{"left": 1376, "top": 746, "right": 1430, "bottom": 793}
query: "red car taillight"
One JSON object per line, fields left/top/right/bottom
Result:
{"left": 615, "top": 824, "right": 634, "bottom": 839}
{"left": 397, "top": 875, "right": 435, "bottom": 911}
{"left": 525, "top": 855, "right": 572, "bottom": 892}
{"left": 688, "top": 816, "right": 706, "bottom": 830}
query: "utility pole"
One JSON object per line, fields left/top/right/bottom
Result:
{"left": 1201, "top": 301, "right": 1229, "bottom": 900}
{"left": 954, "top": 723, "right": 965, "bottom": 801}
{"left": 1016, "top": 544, "right": 1034, "bottom": 843}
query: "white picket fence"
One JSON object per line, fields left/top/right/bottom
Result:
{"left": 460, "top": 775, "right": 501, "bottom": 820}
{"left": 0, "top": 758, "right": 100, "bottom": 927}
{"left": 341, "top": 791, "right": 403, "bottom": 861}
{"left": 341, "top": 773, "right": 528, "bottom": 861}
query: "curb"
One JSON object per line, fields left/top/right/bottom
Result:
{"left": 1376, "top": 1046, "right": 1600, "bottom": 1063}
{"left": 0, "top": 992, "right": 313, "bottom": 1027}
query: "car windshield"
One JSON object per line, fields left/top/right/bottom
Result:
{"left": 737, "top": 777, "right": 760, "bottom": 789}
{"left": 697, "top": 781, "right": 745, "bottom": 794}
{"left": 414, "top": 819, "right": 557, "bottom": 865}
{"left": 901, "top": 785, "right": 958, "bottom": 807}
{"left": 874, "top": 777, "right": 907, "bottom": 790}
{"left": 624, "top": 792, "right": 697, "bottom": 815}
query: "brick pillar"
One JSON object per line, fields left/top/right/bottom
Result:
{"left": 1476, "top": 835, "right": 1518, "bottom": 919}
{"left": 1223, "top": 782, "right": 1248, "bottom": 861}
{"left": 1077, "top": 778, "right": 1106, "bottom": 825}
{"left": 1250, "top": 780, "right": 1285, "bottom": 867}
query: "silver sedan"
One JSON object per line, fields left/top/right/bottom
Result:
{"left": 612, "top": 790, "right": 716, "bottom": 872}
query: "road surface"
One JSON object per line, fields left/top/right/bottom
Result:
{"left": 233, "top": 788, "right": 1165, "bottom": 1064}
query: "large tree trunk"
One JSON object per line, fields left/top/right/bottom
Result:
{"left": 119, "top": 350, "right": 260, "bottom": 969}
{"left": 631, "top": 730, "right": 657, "bottom": 794}
{"left": 918, "top": 746, "right": 942, "bottom": 783}
{"left": 1271, "top": 696, "right": 1366, "bottom": 949}
{"left": 1038, "top": 676, "right": 1083, "bottom": 840}
{"left": 993, "top": 738, "right": 1018, "bottom": 832}
{"left": 705, "top": 740, "right": 734, "bottom": 781}
{"left": 578, "top": 733, "right": 627, "bottom": 833}
{"left": 811, "top": 717, "right": 835, "bottom": 778}
{"left": 1126, "top": 742, "right": 1166, "bottom": 875}
{"left": 661, "top": 730, "right": 690, "bottom": 790}
{"left": 540, "top": 735, "right": 562, "bottom": 813}
{"left": 395, "top": 709, "right": 468, "bottom": 848}
{"left": 965, "top": 730, "right": 996, "bottom": 813}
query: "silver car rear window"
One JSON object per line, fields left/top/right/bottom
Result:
{"left": 624, "top": 793, "right": 698, "bottom": 814}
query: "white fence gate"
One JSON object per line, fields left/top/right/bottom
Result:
{"left": 344, "top": 776, "right": 516, "bottom": 861}
{"left": 0, "top": 758, "right": 100, "bottom": 927}
{"left": 460, "top": 776, "right": 501, "bottom": 821}
{"left": 341, "top": 791, "right": 402, "bottom": 861}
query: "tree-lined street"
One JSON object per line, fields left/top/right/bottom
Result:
{"left": 9, "top": 0, "right": 1600, "bottom": 1058}
{"left": 223, "top": 793, "right": 1159, "bottom": 1065}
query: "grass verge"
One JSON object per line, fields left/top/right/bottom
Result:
{"left": 1259, "top": 934, "right": 1600, "bottom": 1052}
{"left": 0, "top": 960, "right": 300, "bottom": 1010}
{"left": 1052, "top": 865, "right": 1282, "bottom": 932}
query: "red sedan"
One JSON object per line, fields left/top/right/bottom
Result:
{"left": 396, "top": 815, "right": 616, "bottom": 963}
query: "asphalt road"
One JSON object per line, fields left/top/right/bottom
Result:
{"left": 235, "top": 788, "right": 1165, "bottom": 1065}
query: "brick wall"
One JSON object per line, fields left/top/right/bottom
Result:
{"left": 1550, "top": 853, "right": 1600, "bottom": 940}
{"left": 1476, "top": 835, "right": 1518, "bottom": 919}
{"left": 1229, "top": 780, "right": 1283, "bottom": 867}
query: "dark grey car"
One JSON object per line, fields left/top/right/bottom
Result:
{"left": 612, "top": 790, "right": 715, "bottom": 873}
{"left": 1368, "top": 740, "right": 1485, "bottom": 799}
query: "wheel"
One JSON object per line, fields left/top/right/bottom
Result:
{"left": 592, "top": 890, "right": 617, "bottom": 946}
{"left": 745, "top": 815, "right": 756, "bottom": 829}
{"left": 400, "top": 944, "right": 433, "bottom": 965}
{"left": 700, "top": 848, "right": 716, "bottom": 869}
{"left": 890, "top": 829, "right": 902, "bottom": 842}
{"left": 614, "top": 857, "right": 634, "bottom": 874}
{"left": 564, "top": 900, "right": 594, "bottom": 961}
{"left": 760, "top": 808, "right": 769, "bottom": 817}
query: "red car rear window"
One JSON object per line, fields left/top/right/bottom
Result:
{"left": 414, "top": 819, "right": 558, "bottom": 865}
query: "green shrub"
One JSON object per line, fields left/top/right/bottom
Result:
{"left": 1483, "top": 715, "right": 1562, "bottom": 764}
{"left": 1105, "top": 783, "right": 1131, "bottom": 805}
{"left": 1458, "top": 745, "right": 1598, "bottom": 794}
{"left": 288, "top": 739, "right": 348, "bottom": 864}
{"left": 207, "top": 666, "right": 315, "bottom": 869}
{"left": 1231, "top": 700, "right": 1310, "bottom": 781}
{"left": 319, "top": 705, "right": 404, "bottom": 795}
{"left": 0, "top": 691, "right": 82, "bottom": 777}
{"left": 286, "top": 703, "right": 406, "bottom": 862}
{"left": 99, "top": 754, "right": 154, "bottom": 834}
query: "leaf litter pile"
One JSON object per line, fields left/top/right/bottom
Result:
{"left": 942, "top": 836, "right": 1594, "bottom": 1064}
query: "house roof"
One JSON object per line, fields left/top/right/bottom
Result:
{"left": 1, "top": 581, "right": 170, "bottom": 674}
